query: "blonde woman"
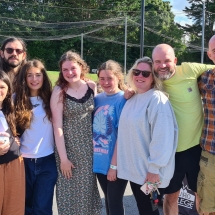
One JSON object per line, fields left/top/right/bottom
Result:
{"left": 117, "top": 56, "right": 178, "bottom": 215}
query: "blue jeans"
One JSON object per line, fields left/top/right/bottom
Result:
{"left": 24, "top": 153, "right": 58, "bottom": 215}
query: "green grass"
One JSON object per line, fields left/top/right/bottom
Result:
{"left": 47, "top": 71, "right": 98, "bottom": 86}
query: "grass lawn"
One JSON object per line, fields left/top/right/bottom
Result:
{"left": 47, "top": 71, "right": 98, "bottom": 86}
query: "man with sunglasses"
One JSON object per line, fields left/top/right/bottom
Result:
{"left": 0, "top": 37, "right": 27, "bottom": 82}
{"left": 152, "top": 44, "right": 213, "bottom": 215}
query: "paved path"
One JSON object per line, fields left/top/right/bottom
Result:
{"left": 52, "top": 182, "right": 164, "bottom": 215}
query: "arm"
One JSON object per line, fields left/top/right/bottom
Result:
{"left": 50, "top": 86, "right": 75, "bottom": 179}
{"left": 87, "top": 80, "right": 97, "bottom": 96}
{"left": 107, "top": 141, "right": 118, "bottom": 181}
{"left": 146, "top": 98, "right": 178, "bottom": 184}
{"left": 186, "top": 62, "right": 214, "bottom": 77}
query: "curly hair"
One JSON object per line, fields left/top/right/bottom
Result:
{"left": 0, "top": 70, "right": 17, "bottom": 136}
{"left": 56, "top": 50, "right": 89, "bottom": 102}
{"left": 14, "top": 59, "right": 52, "bottom": 131}
{"left": 97, "top": 60, "right": 127, "bottom": 91}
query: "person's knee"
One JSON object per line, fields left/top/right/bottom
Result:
{"left": 165, "top": 191, "right": 180, "bottom": 204}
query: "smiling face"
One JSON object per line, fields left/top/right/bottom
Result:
{"left": 0, "top": 40, "right": 26, "bottom": 69}
{"left": 98, "top": 69, "right": 120, "bottom": 95}
{"left": 26, "top": 67, "right": 43, "bottom": 96}
{"left": 132, "top": 62, "right": 153, "bottom": 94}
{"left": 61, "top": 60, "right": 82, "bottom": 83}
{"left": 152, "top": 44, "right": 177, "bottom": 81}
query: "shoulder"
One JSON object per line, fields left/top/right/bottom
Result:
{"left": 52, "top": 86, "right": 61, "bottom": 95}
{"left": 87, "top": 80, "right": 96, "bottom": 90}
{"left": 149, "top": 90, "right": 170, "bottom": 108}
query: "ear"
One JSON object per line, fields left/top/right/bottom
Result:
{"left": 0, "top": 50, "right": 4, "bottom": 58}
{"left": 174, "top": 57, "right": 178, "bottom": 64}
{"left": 22, "top": 52, "right": 27, "bottom": 60}
{"left": 207, "top": 51, "right": 212, "bottom": 60}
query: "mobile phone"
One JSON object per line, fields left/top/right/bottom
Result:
{"left": 140, "top": 183, "right": 150, "bottom": 195}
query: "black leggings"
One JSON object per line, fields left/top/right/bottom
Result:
{"left": 97, "top": 173, "right": 127, "bottom": 215}
{"left": 130, "top": 181, "right": 164, "bottom": 215}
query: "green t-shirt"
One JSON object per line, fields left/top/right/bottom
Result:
{"left": 163, "top": 62, "right": 213, "bottom": 152}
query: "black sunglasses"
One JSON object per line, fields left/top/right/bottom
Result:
{"left": 4, "top": 48, "right": 24, "bottom": 55}
{"left": 132, "top": 69, "right": 152, "bottom": 78}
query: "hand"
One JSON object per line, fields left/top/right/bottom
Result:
{"left": 107, "top": 168, "right": 117, "bottom": 181}
{"left": 124, "top": 87, "right": 135, "bottom": 100}
{"left": 60, "top": 159, "right": 75, "bottom": 180}
{"left": 0, "top": 141, "right": 10, "bottom": 155}
{"left": 0, "top": 132, "right": 10, "bottom": 155}
{"left": 15, "top": 137, "right": 20, "bottom": 146}
{"left": 145, "top": 172, "right": 160, "bottom": 184}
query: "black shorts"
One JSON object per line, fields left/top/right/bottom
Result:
{"left": 165, "top": 144, "right": 201, "bottom": 194}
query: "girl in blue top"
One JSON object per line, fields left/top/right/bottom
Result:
{"left": 93, "top": 60, "right": 127, "bottom": 215}
{"left": 14, "top": 60, "right": 57, "bottom": 215}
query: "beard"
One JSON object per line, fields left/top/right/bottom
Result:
{"left": 154, "top": 68, "right": 175, "bottom": 81}
{"left": 1, "top": 56, "right": 22, "bottom": 73}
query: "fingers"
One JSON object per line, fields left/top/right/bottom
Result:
{"left": 107, "top": 172, "right": 117, "bottom": 181}
{"left": 0, "top": 143, "right": 10, "bottom": 155}
{"left": 0, "top": 132, "right": 10, "bottom": 137}
{"left": 62, "top": 169, "right": 72, "bottom": 179}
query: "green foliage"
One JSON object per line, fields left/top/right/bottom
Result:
{"left": 47, "top": 71, "right": 97, "bottom": 87}
{"left": 182, "top": 0, "right": 215, "bottom": 63}
{"left": 0, "top": 0, "right": 185, "bottom": 69}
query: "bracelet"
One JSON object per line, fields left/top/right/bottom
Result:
{"left": 110, "top": 165, "right": 117, "bottom": 170}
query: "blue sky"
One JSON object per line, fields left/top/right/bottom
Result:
{"left": 163, "top": 0, "right": 192, "bottom": 26}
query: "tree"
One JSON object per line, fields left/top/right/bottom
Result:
{"left": 0, "top": 0, "right": 185, "bottom": 70}
{"left": 182, "top": 0, "right": 215, "bottom": 63}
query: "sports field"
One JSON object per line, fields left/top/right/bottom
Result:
{"left": 47, "top": 71, "right": 98, "bottom": 86}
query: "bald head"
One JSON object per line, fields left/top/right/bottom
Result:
{"left": 152, "top": 44, "right": 176, "bottom": 60}
{"left": 152, "top": 44, "right": 177, "bottom": 81}
{"left": 208, "top": 35, "right": 215, "bottom": 64}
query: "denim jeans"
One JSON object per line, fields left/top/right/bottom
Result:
{"left": 24, "top": 153, "right": 58, "bottom": 215}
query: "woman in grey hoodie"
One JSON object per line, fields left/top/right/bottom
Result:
{"left": 117, "top": 57, "right": 178, "bottom": 215}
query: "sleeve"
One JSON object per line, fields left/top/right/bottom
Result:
{"left": 147, "top": 96, "right": 178, "bottom": 174}
{"left": 115, "top": 97, "right": 126, "bottom": 128}
{"left": 185, "top": 62, "right": 214, "bottom": 77}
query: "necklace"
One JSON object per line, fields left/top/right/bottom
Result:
{"left": 71, "top": 82, "right": 82, "bottom": 92}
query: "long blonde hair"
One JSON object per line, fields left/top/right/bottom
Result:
{"left": 126, "top": 56, "right": 164, "bottom": 93}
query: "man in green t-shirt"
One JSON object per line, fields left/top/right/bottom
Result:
{"left": 152, "top": 44, "right": 213, "bottom": 215}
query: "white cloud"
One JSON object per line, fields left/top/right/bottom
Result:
{"left": 163, "top": 0, "right": 192, "bottom": 26}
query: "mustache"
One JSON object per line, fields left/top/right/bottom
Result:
{"left": 8, "top": 55, "right": 18, "bottom": 60}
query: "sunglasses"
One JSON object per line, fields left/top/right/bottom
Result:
{"left": 132, "top": 69, "right": 152, "bottom": 78}
{"left": 4, "top": 48, "right": 24, "bottom": 55}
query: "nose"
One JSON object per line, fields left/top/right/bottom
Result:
{"left": 160, "top": 63, "right": 167, "bottom": 68}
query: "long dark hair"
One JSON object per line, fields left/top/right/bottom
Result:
{"left": 0, "top": 37, "right": 27, "bottom": 73}
{"left": 14, "top": 59, "right": 52, "bottom": 130}
{"left": 56, "top": 50, "right": 89, "bottom": 102}
{"left": 0, "top": 70, "right": 17, "bottom": 136}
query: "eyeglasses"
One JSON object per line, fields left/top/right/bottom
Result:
{"left": 4, "top": 48, "right": 24, "bottom": 55}
{"left": 132, "top": 69, "right": 152, "bottom": 78}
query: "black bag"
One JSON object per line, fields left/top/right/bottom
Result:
{"left": 178, "top": 176, "right": 198, "bottom": 215}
